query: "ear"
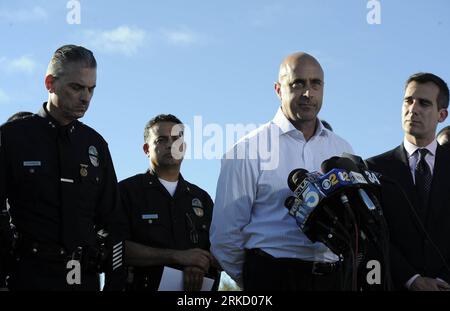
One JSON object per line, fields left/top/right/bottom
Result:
{"left": 45, "top": 74, "right": 56, "bottom": 93}
{"left": 274, "top": 82, "right": 282, "bottom": 100}
{"left": 438, "top": 109, "right": 448, "bottom": 123}
{"left": 143, "top": 143, "right": 150, "bottom": 157}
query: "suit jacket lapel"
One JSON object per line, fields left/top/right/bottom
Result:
{"left": 393, "top": 145, "right": 416, "bottom": 198}
{"left": 392, "top": 145, "right": 426, "bottom": 222}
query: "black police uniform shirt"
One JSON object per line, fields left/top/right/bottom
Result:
{"left": 0, "top": 103, "right": 128, "bottom": 264}
{"left": 119, "top": 170, "right": 214, "bottom": 290}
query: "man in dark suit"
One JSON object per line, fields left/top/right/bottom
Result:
{"left": 367, "top": 72, "right": 450, "bottom": 291}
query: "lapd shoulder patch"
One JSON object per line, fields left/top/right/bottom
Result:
{"left": 88, "top": 146, "right": 99, "bottom": 167}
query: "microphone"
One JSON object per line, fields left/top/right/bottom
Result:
{"left": 286, "top": 168, "right": 352, "bottom": 255}
{"left": 315, "top": 168, "right": 354, "bottom": 197}
{"left": 357, "top": 188, "right": 376, "bottom": 211}
{"left": 341, "top": 153, "right": 369, "bottom": 172}
{"left": 338, "top": 157, "right": 383, "bottom": 215}
{"left": 320, "top": 158, "right": 355, "bottom": 210}
{"left": 286, "top": 169, "right": 327, "bottom": 230}
{"left": 321, "top": 156, "right": 385, "bottom": 243}
{"left": 287, "top": 168, "right": 309, "bottom": 192}
{"left": 341, "top": 153, "right": 382, "bottom": 189}
{"left": 322, "top": 157, "right": 380, "bottom": 211}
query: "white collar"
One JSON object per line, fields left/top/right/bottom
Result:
{"left": 272, "top": 107, "right": 327, "bottom": 138}
{"left": 403, "top": 137, "right": 438, "bottom": 158}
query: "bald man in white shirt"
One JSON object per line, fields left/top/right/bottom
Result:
{"left": 210, "top": 52, "right": 353, "bottom": 290}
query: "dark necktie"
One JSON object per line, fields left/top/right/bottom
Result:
{"left": 414, "top": 148, "right": 432, "bottom": 207}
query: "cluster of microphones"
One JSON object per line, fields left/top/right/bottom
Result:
{"left": 284, "top": 155, "right": 391, "bottom": 289}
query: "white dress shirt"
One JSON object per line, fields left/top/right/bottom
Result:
{"left": 210, "top": 108, "right": 353, "bottom": 286}
{"left": 403, "top": 138, "right": 439, "bottom": 289}
{"left": 403, "top": 138, "right": 437, "bottom": 183}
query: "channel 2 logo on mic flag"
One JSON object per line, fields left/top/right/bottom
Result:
{"left": 319, "top": 169, "right": 353, "bottom": 196}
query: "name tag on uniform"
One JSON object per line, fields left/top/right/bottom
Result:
{"left": 61, "top": 178, "right": 74, "bottom": 183}
{"left": 23, "top": 161, "right": 41, "bottom": 167}
{"left": 142, "top": 214, "right": 159, "bottom": 224}
{"left": 142, "top": 214, "right": 159, "bottom": 220}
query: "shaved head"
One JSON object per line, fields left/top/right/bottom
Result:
{"left": 278, "top": 52, "right": 324, "bottom": 83}
{"left": 274, "top": 52, "right": 325, "bottom": 136}
{"left": 437, "top": 126, "right": 450, "bottom": 146}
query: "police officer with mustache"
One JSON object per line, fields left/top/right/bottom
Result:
{"left": 120, "top": 114, "right": 220, "bottom": 291}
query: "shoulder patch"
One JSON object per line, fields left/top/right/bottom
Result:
{"left": 88, "top": 145, "right": 99, "bottom": 167}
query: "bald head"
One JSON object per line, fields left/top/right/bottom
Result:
{"left": 274, "top": 52, "right": 325, "bottom": 135}
{"left": 278, "top": 52, "right": 323, "bottom": 83}
{"left": 437, "top": 126, "right": 450, "bottom": 146}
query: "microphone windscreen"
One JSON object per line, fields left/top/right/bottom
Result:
{"left": 321, "top": 156, "right": 361, "bottom": 174}
{"left": 342, "top": 153, "right": 369, "bottom": 171}
{"left": 321, "top": 156, "right": 340, "bottom": 173}
{"left": 287, "top": 168, "right": 309, "bottom": 191}
{"left": 335, "top": 157, "right": 360, "bottom": 173}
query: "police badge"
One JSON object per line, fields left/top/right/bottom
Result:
{"left": 192, "top": 198, "right": 204, "bottom": 217}
{"left": 80, "top": 164, "right": 88, "bottom": 177}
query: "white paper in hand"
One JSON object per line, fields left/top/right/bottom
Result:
{"left": 158, "top": 266, "right": 215, "bottom": 291}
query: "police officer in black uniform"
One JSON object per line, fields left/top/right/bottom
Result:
{"left": 0, "top": 112, "right": 33, "bottom": 289}
{"left": 0, "top": 45, "right": 128, "bottom": 290}
{"left": 120, "top": 114, "right": 220, "bottom": 291}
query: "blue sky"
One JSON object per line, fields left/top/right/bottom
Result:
{"left": 1, "top": 0, "right": 449, "bottom": 199}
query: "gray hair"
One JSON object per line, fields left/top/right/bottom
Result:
{"left": 46, "top": 45, "right": 97, "bottom": 77}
